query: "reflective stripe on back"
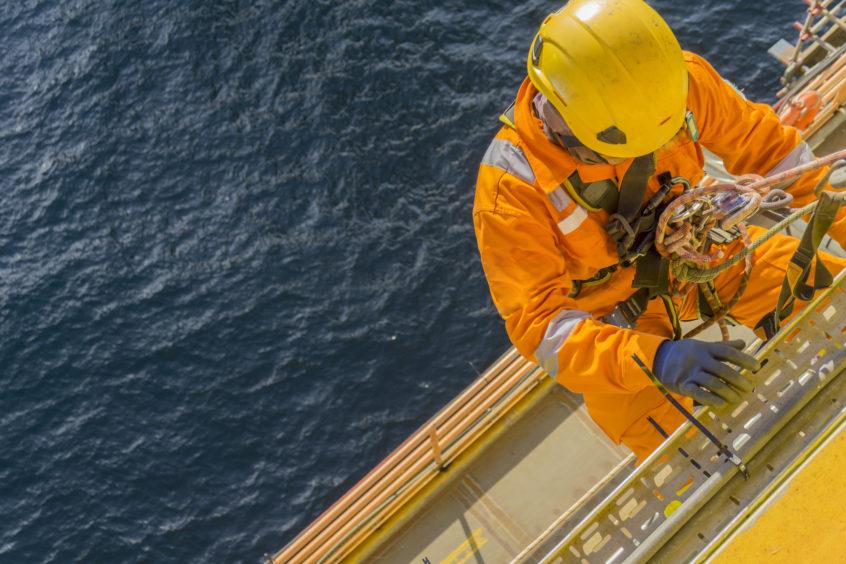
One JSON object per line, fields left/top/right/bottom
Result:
{"left": 481, "top": 139, "right": 536, "bottom": 184}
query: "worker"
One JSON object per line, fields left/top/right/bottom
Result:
{"left": 473, "top": 0, "right": 846, "bottom": 461}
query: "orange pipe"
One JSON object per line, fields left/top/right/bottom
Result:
{"left": 289, "top": 441, "right": 433, "bottom": 562}
{"left": 334, "top": 467, "right": 440, "bottom": 561}
{"left": 440, "top": 364, "right": 538, "bottom": 447}
{"left": 818, "top": 63, "right": 846, "bottom": 98}
{"left": 806, "top": 54, "right": 846, "bottom": 92}
{"left": 428, "top": 349, "right": 521, "bottom": 429}
{"left": 277, "top": 350, "right": 523, "bottom": 560}
{"left": 295, "top": 445, "right": 443, "bottom": 563}
{"left": 435, "top": 357, "right": 528, "bottom": 437}
{"left": 275, "top": 351, "right": 539, "bottom": 563}
{"left": 807, "top": 77, "right": 846, "bottom": 136}
{"left": 328, "top": 372, "right": 544, "bottom": 563}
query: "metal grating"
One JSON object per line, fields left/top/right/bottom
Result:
{"left": 540, "top": 269, "right": 846, "bottom": 563}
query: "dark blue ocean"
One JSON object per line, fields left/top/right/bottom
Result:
{"left": 0, "top": 1, "right": 800, "bottom": 561}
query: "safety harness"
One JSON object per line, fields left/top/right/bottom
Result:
{"left": 498, "top": 102, "right": 846, "bottom": 342}
{"left": 755, "top": 188, "right": 844, "bottom": 337}
{"left": 501, "top": 102, "right": 696, "bottom": 338}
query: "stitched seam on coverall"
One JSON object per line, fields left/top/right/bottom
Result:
{"left": 472, "top": 179, "right": 528, "bottom": 220}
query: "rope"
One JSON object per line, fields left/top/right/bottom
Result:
{"left": 662, "top": 156, "right": 846, "bottom": 284}
{"left": 655, "top": 152, "right": 846, "bottom": 341}
{"left": 683, "top": 225, "right": 754, "bottom": 340}
{"left": 671, "top": 201, "right": 817, "bottom": 284}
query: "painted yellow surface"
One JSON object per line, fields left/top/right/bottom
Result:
{"left": 439, "top": 527, "right": 488, "bottom": 564}
{"left": 664, "top": 500, "right": 682, "bottom": 518}
{"left": 714, "top": 428, "right": 846, "bottom": 563}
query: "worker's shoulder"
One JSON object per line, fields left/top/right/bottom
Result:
{"left": 682, "top": 50, "right": 740, "bottom": 118}
{"left": 474, "top": 127, "right": 538, "bottom": 215}
{"left": 478, "top": 126, "right": 537, "bottom": 185}
{"left": 475, "top": 129, "right": 543, "bottom": 219}
{"left": 682, "top": 51, "right": 723, "bottom": 84}
{"left": 682, "top": 50, "right": 709, "bottom": 66}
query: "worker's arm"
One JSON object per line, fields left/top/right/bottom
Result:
{"left": 686, "top": 52, "right": 846, "bottom": 245}
{"left": 473, "top": 187, "right": 664, "bottom": 396}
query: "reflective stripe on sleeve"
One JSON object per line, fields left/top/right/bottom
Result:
{"left": 534, "top": 309, "right": 591, "bottom": 377}
{"left": 481, "top": 139, "right": 536, "bottom": 184}
{"left": 766, "top": 142, "right": 816, "bottom": 189}
{"left": 557, "top": 205, "right": 588, "bottom": 235}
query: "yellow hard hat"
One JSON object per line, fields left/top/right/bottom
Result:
{"left": 527, "top": 0, "right": 688, "bottom": 159}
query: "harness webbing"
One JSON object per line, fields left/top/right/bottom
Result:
{"left": 606, "top": 155, "right": 658, "bottom": 266}
{"left": 756, "top": 190, "right": 846, "bottom": 338}
{"left": 496, "top": 100, "right": 846, "bottom": 343}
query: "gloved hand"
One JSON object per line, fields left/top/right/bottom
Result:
{"left": 653, "top": 339, "right": 759, "bottom": 407}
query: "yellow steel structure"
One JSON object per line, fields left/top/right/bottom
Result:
{"left": 713, "top": 423, "right": 846, "bottom": 562}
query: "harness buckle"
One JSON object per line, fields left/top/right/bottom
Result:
{"left": 621, "top": 231, "right": 657, "bottom": 267}
{"left": 602, "top": 289, "right": 650, "bottom": 329}
{"left": 603, "top": 304, "right": 639, "bottom": 330}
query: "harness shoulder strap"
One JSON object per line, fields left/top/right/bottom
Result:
{"left": 606, "top": 155, "right": 658, "bottom": 265}
{"left": 618, "top": 156, "right": 657, "bottom": 219}
{"left": 563, "top": 172, "right": 619, "bottom": 213}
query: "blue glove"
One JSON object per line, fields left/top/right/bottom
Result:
{"left": 653, "top": 339, "right": 759, "bottom": 407}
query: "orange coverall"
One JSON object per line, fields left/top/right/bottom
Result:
{"left": 474, "top": 52, "right": 846, "bottom": 461}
